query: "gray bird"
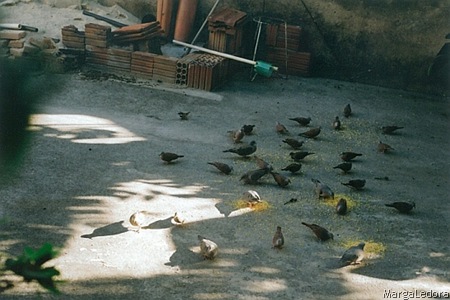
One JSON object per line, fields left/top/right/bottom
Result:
{"left": 272, "top": 226, "right": 284, "bottom": 249}
{"left": 240, "top": 168, "right": 270, "bottom": 184}
{"left": 333, "top": 162, "right": 352, "bottom": 173}
{"left": 299, "top": 127, "right": 321, "bottom": 139}
{"left": 223, "top": 141, "right": 257, "bottom": 157}
{"left": 378, "top": 141, "right": 394, "bottom": 153}
{"left": 282, "top": 138, "right": 304, "bottom": 149}
{"left": 178, "top": 111, "right": 190, "bottom": 120}
{"left": 276, "top": 121, "right": 289, "bottom": 134}
{"left": 207, "top": 161, "right": 233, "bottom": 175}
{"left": 336, "top": 198, "right": 348, "bottom": 215}
{"left": 270, "top": 172, "right": 291, "bottom": 187}
{"left": 242, "top": 190, "right": 262, "bottom": 206}
{"left": 340, "top": 242, "right": 365, "bottom": 266}
{"left": 301, "top": 222, "right": 334, "bottom": 241}
{"left": 198, "top": 235, "right": 218, "bottom": 260}
{"left": 160, "top": 152, "right": 184, "bottom": 163}
{"left": 340, "top": 152, "right": 362, "bottom": 162}
{"left": 341, "top": 179, "right": 366, "bottom": 190}
{"left": 241, "top": 124, "right": 255, "bottom": 135}
{"left": 254, "top": 155, "right": 273, "bottom": 171}
{"left": 382, "top": 125, "right": 404, "bottom": 134}
{"left": 333, "top": 116, "right": 341, "bottom": 130}
{"left": 289, "top": 117, "right": 311, "bottom": 126}
{"left": 290, "top": 151, "right": 315, "bottom": 161}
{"left": 385, "top": 201, "right": 415, "bottom": 213}
{"left": 311, "top": 178, "right": 334, "bottom": 199}
{"left": 281, "top": 163, "right": 302, "bottom": 174}
{"left": 343, "top": 104, "right": 352, "bottom": 118}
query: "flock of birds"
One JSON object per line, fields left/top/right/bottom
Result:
{"left": 130, "top": 103, "right": 413, "bottom": 265}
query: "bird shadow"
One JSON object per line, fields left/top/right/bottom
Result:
{"left": 81, "top": 220, "right": 128, "bottom": 239}
{"left": 143, "top": 216, "right": 173, "bottom": 230}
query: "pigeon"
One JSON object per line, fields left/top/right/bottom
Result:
{"left": 336, "top": 198, "right": 348, "bottom": 215}
{"left": 240, "top": 168, "right": 270, "bottom": 184}
{"left": 378, "top": 141, "right": 394, "bottom": 153}
{"left": 290, "top": 151, "right": 315, "bottom": 161}
{"left": 254, "top": 155, "right": 273, "bottom": 171}
{"left": 343, "top": 104, "right": 352, "bottom": 118}
{"left": 272, "top": 226, "right": 285, "bottom": 249}
{"left": 341, "top": 179, "right": 366, "bottom": 190}
{"left": 270, "top": 172, "right": 291, "bottom": 187}
{"left": 282, "top": 138, "right": 304, "bottom": 149}
{"left": 129, "top": 211, "right": 149, "bottom": 232}
{"left": 276, "top": 121, "right": 289, "bottom": 134}
{"left": 301, "top": 222, "right": 334, "bottom": 241}
{"left": 198, "top": 235, "right": 218, "bottom": 260}
{"left": 178, "top": 111, "right": 190, "bottom": 120}
{"left": 160, "top": 152, "right": 184, "bottom": 163}
{"left": 207, "top": 161, "right": 233, "bottom": 175}
{"left": 289, "top": 117, "right": 311, "bottom": 126}
{"left": 284, "top": 198, "right": 298, "bottom": 205}
{"left": 241, "top": 124, "right": 255, "bottom": 135}
{"left": 311, "top": 178, "right": 334, "bottom": 199}
{"left": 340, "top": 152, "right": 362, "bottom": 161}
{"left": 333, "top": 116, "right": 341, "bottom": 130}
{"left": 385, "top": 201, "right": 415, "bottom": 213}
{"left": 229, "top": 128, "right": 245, "bottom": 143}
{"left": 333, "top": 162, "right": 352, "bottom": 173}
{"left": 340, "top": 242, "right": 365, "bottom": 266}
{"left": 223, "top": 141, "right": 257, "bottom": 157}
{"left": 242, "top": 190, "right": 262, "bottom": 206}
{"left": 382, "top": 125, "right": 404, "bottom": 134}
{"left": 299, "top": 127, "right": 321, "bottom": 139}
{"left": 171, "top": 212, "right": 185, "bottom": 226}
{"left": 281, "top": 163, "right": 302, "bottom": 173}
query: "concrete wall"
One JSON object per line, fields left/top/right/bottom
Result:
{"left": 57, "top": 0, "right": 450, "bottom": 91}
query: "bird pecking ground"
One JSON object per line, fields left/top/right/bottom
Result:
{"left": 0, "top": 70, "right": 449, "bottom": 299}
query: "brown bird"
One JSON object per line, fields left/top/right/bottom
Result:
{"left": 382, "top": 125, "right": 404, "bottom": 134}
{"left": 289, "top": 117, "right": 311, "bottom": 126}
{"left": 290, "top": 151, "right": 315, "bottom": 161}
{"left": 282, "top": 138, "right": 304, "bottom": 149}
{"left": 241, "top": 124, "right": 255, "bottom": 135}
{"left": 270, "top": 172, "right": 291, "bottom": 187}
{"left": 254, "top": 155, "right": 273, "bottom": 171}
{"left": 340, "top": 242, "right": 365, "bottom": 266}
{"left": 343, "top": 104, "right": 352, "bottom": 118}
{"left": 242, "top": 190, "right": 262, "bottom": 206}
{"left": 385, "top": 201, "right": 415, "bottom": 213}
{"left": 178, "top": 111, "right": 190, "bottom": 120}
{"left": 229, "top": 128, "right": 245, "bottom": 143}
{"left": 223, "top": 141, "right": 257, "bottom": 157}
{"left": 333, "top": 162, "right": 352, "bottom": 173}
{"left": 340, "top": 151, "right": 362, "bottom": 161}
{"left": 276, "top": 121, "right": 289, "bottom": 134}
{"left": 198, "top": 235, "right": 218, "bottom": 260}
{"left": 301, "top": 222, "right": 334, "bottom": 241}
{"left": 341, "top": 179, "right": 366, "bottom": 190}
{"left": 336, "top": 198, "right": 348, "bottom": 215}
{"left": 160, "top": 152, "right": 184, "bottom": 163}
{"left": 333, "top": 116, "right": 341, "bottom": 130}
{"left": 240, "top": 168, "right": 270, "bottom": 184}
{"left": 272, "top": 226, "right": 285, "bottom": 249}
{"left": 207, "top": 161, "right": 233, "bottom": 175}
{"left": 299, "top": 127, "right": 321, "bottom": 139}
{"left": 281, "top": 163, "right": 302, "bottom": 174}
{"left": 378, "top": 141, "right": 394, "bottom": 153}
{"left": 311, "top": 178, "right": 334, "bottom": 199}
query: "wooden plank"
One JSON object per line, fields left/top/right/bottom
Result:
{"left": 62, "top": 40, "right": 85, "bottom": 49}
{"left": 62, "top": 35, "right": 85, "bottom": 43}
{"left": 131, "top": 60, "right": 154, "bottom": 69}
{"left": 113, "top": 21, "right": 160, "bottom": 35}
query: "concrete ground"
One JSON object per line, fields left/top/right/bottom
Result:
{"left": 0, "top": 69, "right": 449, "bottom": 299}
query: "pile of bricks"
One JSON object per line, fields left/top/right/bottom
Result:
{"left": 176, "top": 53, "right": 201, "bottom": 86}
{"left": 187, "top": 53, "right": 229, "bottom": 91}
{"left": 207, "top": 7, "right": 248, "bottom": 55}
{"left": 0, "top": 30, "right": 40, "bottom": 58}
{"left": 61, "top": 25, "right": 85, "bottom": 50}
{"left": 131, "top": 51, "right": 155, "bottom": 79}
{"left": 264, "top": 23, "right": 311, "bottom": 76}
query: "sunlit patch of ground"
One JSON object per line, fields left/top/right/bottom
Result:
{"left": 232, "top": 199, "right": 271, "bottom": 212}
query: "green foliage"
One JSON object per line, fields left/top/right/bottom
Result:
{"left": 4, "top": 243, "right": 60, "bottom": 293}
